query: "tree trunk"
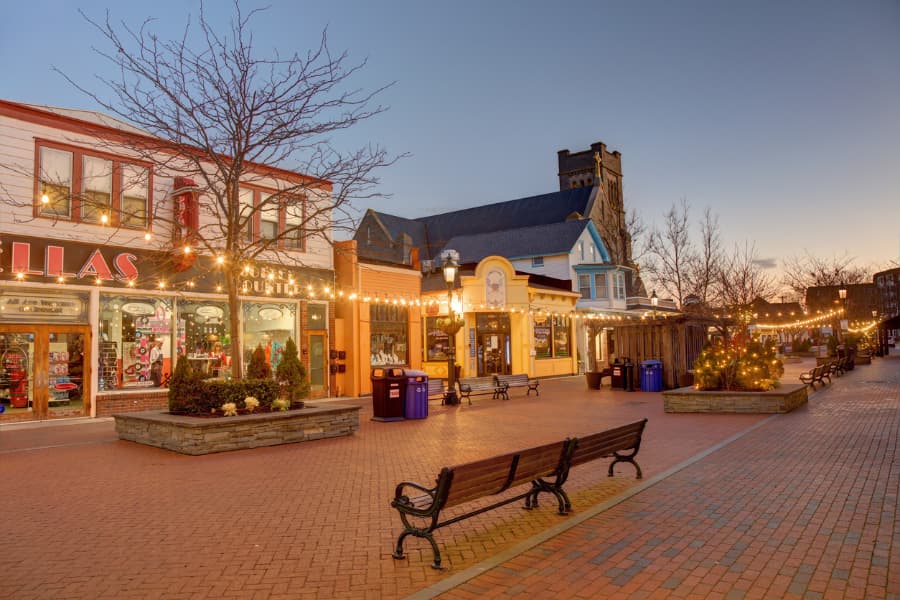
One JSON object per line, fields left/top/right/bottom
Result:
{"left": 227, "top": 267, "right": 243, "bottom": 380}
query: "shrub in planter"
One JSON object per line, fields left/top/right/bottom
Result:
{"left": 247, "top": 344, "right": 272, "bottom": 379}
{"left": 275, "top": 337, "right": 309, "bottom": 403}
{"left": 198, "top": 379, "right": 279, "bottom": 413}
{"left": 168, "top": 355, "right": 205, "bottom": 413}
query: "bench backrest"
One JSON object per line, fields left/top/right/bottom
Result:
{"left": 442, "top": 440, "right": 568, "bottom": 508}
{"left": 459, "top": 376, "right": 496, "bottom": 390}
{"left": 427, "top": 379, "right": 445, "bottom": 396}
{"left": 495, "top": 374, "right": 529, "bottom": 386}
{"left": 569, "top": 419, "right": 648, "bottom": 468}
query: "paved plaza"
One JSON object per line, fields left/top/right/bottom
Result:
{"left": 1, "top": 357, "right": 898, "bottom": 599}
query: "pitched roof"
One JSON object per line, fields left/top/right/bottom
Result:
{"left": 372, "top": 187, "right": 593, "bottom": 260}
{"left": 443, "top": 219, "right": 591, "bottom": 264}
{"left": 372, "top": 211, "right": 427, "bottom": 247}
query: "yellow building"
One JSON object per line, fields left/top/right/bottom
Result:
{"left": 421, "top": 255, "right": 579, "bottom": 381}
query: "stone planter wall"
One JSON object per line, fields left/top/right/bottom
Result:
{"left": 662, "top": 384, "right": 808, "bottom": 414}
{"left": 114, "top": 404, "right": 360, "bottom": 455}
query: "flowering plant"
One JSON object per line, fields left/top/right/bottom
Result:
{"left": 221, "top": 402, "right": 238, "bottom": 416}
{"left": 271, "top": 398, "right": 290, "bottom": 411}
{"left": 244, "top": 396, "right": 259, "bottom": 412}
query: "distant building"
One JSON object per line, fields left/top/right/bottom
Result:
{"left": 873, "top": 266, "right": 900, "bottom": 319}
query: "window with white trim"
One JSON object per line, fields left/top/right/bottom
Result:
{"left": 594, "top": 273, "right": 608, "bottom": 299}
{"left": 532, "top": 256, "right": 544, "bottom": 267}
{"left": 614, "top": 272, "right": 626, "bottom": 299}
{"left": 578, "top": 274, "right": 591, "bottom": 299}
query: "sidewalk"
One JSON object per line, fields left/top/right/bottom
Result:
{"left": 0, "top": 358, "right": 896, "bottom": 599}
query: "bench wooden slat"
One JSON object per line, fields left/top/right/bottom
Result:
{"left": 506, "top": 441, "right": 567, "bottom": 489}
{"left": 444, "top": 453, "right": 518, "bottom": 506}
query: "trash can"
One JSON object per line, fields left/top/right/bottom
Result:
{"left": 640, "top": 360, "right": 663, "bottom": 392}
{"left": 609, "top": 358, "right": 625, "bottom": 390}
{"left": 403, "top": 370, "right": 429, "bottom": 419}
{"left": 371, "top": 367, "right": 406, "bottom": 421}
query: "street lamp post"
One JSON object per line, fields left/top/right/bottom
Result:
{"left": 650, "top": 290, "right": 659, "bottom": 320}
{"left": 872, "top": 309, "right": 880, "bottom": 357}
{"left": 838, "top": 287, "right": 847, "bottom": 344}
{"left": 442, "top": 251, "right": 461, "bottom": 406}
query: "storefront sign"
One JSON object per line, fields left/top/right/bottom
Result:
{"left": 3, "top": 238, "right": 139, "bottom": 282}
{"left": 121, "top": 302, "right": 156, "bottom": 316}
{"left": 0, "top": 291, "right": 88, "bottom": 323}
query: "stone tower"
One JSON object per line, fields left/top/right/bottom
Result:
{"left": 557, "top": 141, "right": 633, "bottom": 269}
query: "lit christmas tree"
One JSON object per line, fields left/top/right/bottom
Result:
{"left": 693, "top": 338, "right": 783, "bottom": 391}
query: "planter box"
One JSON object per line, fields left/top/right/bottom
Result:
{"left": 114, "top": 404, "right": 361, "bottom": 455}
{"left": 662, "top": 384, "right": 808, "bottom": 414}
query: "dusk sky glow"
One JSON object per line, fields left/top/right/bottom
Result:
{"left": 3, "top": 0, "right": 899, "bottom": 276}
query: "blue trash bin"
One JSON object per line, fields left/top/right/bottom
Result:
{"left": 640, "top": 360, "right": 663, "bottom": 392}
{"left": 403, "top": 370, "right": 429, "bottom": 419}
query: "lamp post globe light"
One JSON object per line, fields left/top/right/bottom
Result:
{"left": 441, "top": 250, "right": 461, "bottom": 406}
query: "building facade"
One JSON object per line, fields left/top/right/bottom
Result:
{"left": 0, "top": 100, "right": 336, "bottom": 422}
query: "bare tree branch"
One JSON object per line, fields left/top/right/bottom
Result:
{"left": 25, "top": 1, "right": 401, "bottom": 377}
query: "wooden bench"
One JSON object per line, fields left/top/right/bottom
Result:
{"left": 427, "top": 378, "right": 449, "bottom": 404}
{"left": 457, "top": 376, "right": 504, "bottom": 404}
{"left": 494, "top": 373, "right": 540, "bottom": 399}
{"left": 799, "top": 364, "right": 830, "bottom": 388}
{"left": 390, "top": 418, "right": 648, "bottom": 569}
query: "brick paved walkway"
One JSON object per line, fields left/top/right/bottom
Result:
{"left": 0, "top": 357, "right": 894, "bottom": 599}
{"left": 426, "top": 357, "right": 900, "bottom": 600}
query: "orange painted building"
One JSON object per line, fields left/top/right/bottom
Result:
{"left": 333, "top": 240, "right": 422, "bottom": 396}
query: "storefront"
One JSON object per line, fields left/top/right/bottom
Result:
{"left": 0, "top": 234, "right": 334, "bottom": 421}
{"left": 421, "top": 256, "right": 579, "bottom": 381}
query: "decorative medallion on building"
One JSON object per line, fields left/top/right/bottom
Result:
{"left": 485, "top": 269, "right": 506, "bottom": 307}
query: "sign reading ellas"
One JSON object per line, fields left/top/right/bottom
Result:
{"left": 6, "top": 239, "right": 139, "bottom": 281}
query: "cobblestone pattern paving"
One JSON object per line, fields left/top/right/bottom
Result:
{"left": 0, "top": 371, "right": 774, "bottom": 599}
{"left": 438, "top": 358, "right": 900, "bottom": 600}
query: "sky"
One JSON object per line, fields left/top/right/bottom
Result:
{"left": 2, "top": 0, "right": 899, "bottom": 281}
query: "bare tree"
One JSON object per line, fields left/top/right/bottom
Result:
{"left": 47, "top": 3, "right": 396, "bottom": 377}
{"left": 685, "top": 207, "right": 721, "bottom": 307}
{"left": 643, "top": 198, "right": 693, "bottom": 307}
{"left": 716, "top": 241, "right": 777, "bottom": 308}
{"left": 781, "top": 251, "right": 871, "bottom": 298}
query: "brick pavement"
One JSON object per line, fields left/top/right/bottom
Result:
{"left": 427, "top": 356, "right": 900, "bottom": 600}
{"left": 1, "top": 357, "right": 890, "bottom": 599}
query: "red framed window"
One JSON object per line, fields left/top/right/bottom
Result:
{"left": 34, "top": 140, "right": 152, "bottom": 229}
{"left": 238, "top": 185, "right": 306, "bottom": 251}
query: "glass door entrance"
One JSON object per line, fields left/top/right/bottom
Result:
{"left": 0, "top": 325, "right": 89, "bottom": 421}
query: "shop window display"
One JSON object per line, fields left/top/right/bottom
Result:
{"left": 425, "top": 316, "right": 449, "bottom": 361}
{"left": 0, "top": 333, "right": 35, "bottom": 413}
{"left": 370, "top": 305, "right": 408, "bottom": 366}
{"left": 533, "top": 315, "right": 570, "bottom": 359}
{"left": 100, "top": 296, "right": 173, "bottom": 389}
{"left": 243, "top": 302, "right": 297, "bottom": 374}
{"left": 178, "top": 300, "right": 231, "bottom": 377}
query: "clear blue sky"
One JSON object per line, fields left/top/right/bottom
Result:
{"left": 3, "top": 0, "right": 899, "bottom": 275}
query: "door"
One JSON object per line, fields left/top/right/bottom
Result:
{"left": 478, "top": 333, "right": 511, "bottom": 376}
{"left": 0, "top": 325, "right": 90, "bottom": 421}
{"left": 308, "top": 333, "right": 326, "bottom": 396}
